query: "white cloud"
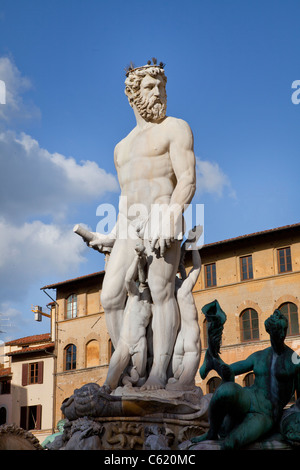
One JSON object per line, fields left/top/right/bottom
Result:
{"left": 0, "top": 218, "right": 88, "bottom": 302}
{"left": 0, "top": 55, "right": 120, "bottom": 340}
{"left": 196, "top": 156, "right": 236, "bottom": 199}
{"left": 0, "top": 304, "right": 28, "bottom": 342}
{"left": 0, "top": 130, "right": 119, "bottom": 222}
{"left": 0, "top": 56, "right": 40, "bottom": 122}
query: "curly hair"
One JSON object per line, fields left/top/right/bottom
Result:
{"left": 124, "top": 66, "right": 167, "bottom": 106}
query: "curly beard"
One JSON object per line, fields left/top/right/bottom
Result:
{"left": 133, "top": 93, "right": 167, "bottom": 121}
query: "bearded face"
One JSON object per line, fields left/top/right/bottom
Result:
{"left": 130, "top": 73, "right": 167, "bottom": 122}
{"left": 134, "top": 91, "right": 167, "bottom": 121}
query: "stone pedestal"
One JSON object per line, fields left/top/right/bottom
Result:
{"left": 95, "top": 414, "right": 208, "bottom": 450}
{"left": 95, "top": 387, "right": 209, "bottom": 450}
{"left": 47, "top": 383, "right": 210, "bottom": 450}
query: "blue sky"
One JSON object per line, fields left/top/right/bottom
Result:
{"left": 0, "top": 0, "right": 299, "bottom": 341}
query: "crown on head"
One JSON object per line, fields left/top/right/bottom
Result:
{"left": 125, "top": 58, "right": 166, "bottom": 76}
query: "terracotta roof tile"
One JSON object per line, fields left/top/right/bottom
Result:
{"left": 202, "top": 222, "right": 300, "bottom": 249}
{"left": 5, "top": 333, "right": 51, "bottom": 347}
{"left": 40, "top": 270, "right": 104, "bottom": 290}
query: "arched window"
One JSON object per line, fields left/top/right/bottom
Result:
{"left": 244, "top": 372, "right": 255, "bottom": 387}
{"left": 64, "top": 344, "right": 76, "bottom": 370}
{"left": 207, "top": 376, "right": 221, "bottom": 394}
{"left": 66, "top": 294, "right": 77, "bottom": 319}
{"left": 240, "top": 308, "right": 259, "bottom": 342}
{"left": 86, "top": 340, "right": 100, "bottom": 368}
{"left": 279, "top": 302, "right": 299, "bottom": 336}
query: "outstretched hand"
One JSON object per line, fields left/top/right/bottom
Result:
{"left": 88, "top": 233, "right": 116, "bottom": 253}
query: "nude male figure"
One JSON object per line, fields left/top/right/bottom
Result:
{"left": 89, "top": 61, "right": 196, "bottom": 390}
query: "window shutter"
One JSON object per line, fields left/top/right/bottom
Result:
{"left": 37, "top": 361, "right": 44, "bottom": 384}
{"left": 36, "top": 405, "right": 42, "bottom": 429}
{"left": 22, "top": 364, "right": 28, "bottom": 386}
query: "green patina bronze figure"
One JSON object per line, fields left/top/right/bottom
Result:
{"left": 41, "top": 419, "right": 66, "bottom": 449}
{"left": 192, "top": 301, "right": 300, "bottom": 449}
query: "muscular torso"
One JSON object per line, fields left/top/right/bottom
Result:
{"left": 251, "top": 347, "right": 297, "bottom": 415}
{"left": 115, "top": 117, "right": 178, "bottom": 217}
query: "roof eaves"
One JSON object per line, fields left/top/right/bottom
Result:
{"left": 40, "top": 270, "right": 105, "bottom": 290}
{"left": 7, "top": 343, "right": 55, "bottom": 356}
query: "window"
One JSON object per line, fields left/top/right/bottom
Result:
{"left": 86, "top": 340, "right": 100, "bottom": 368}
{"left": 29, "top": 362, "right": 39, "bottom": 384}
{"left": 207, "top": 377, "right": 221, "bottom": 394}
{"left": 240, "top": 255, "right": 253, "bottom": 281}
{"left": 205, "top": 263, "right": 216, "bottom": 288}
{"left": 64, "top": 344, "right": 77, "bottom": 370}
{"left": 22, "top": 362, "right": 43, "bottom": 386}
{"left": 279, "top": 302, "right": 299, "bottom": 336}
{"left": 0, "top": 380, "right": 11, "bottom": 394}
{"left": 278, "top": 247, "right": 292, "bottom": 273}
{"left": 66, "top": 294, "right": 77, "bottom": 319}
{"left": 240, "top": 309, "right": 259, "bottom": 342}
{"left": 20, "top": 405, "right": 42, "bottom": 430}
{"left": 0, "top": 407, "right": 6, "bottom": 425}
{"left": 244, "top": 373, "right": 255, "bottom": 387}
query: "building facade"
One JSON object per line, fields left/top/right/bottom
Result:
{"left": 3, "top": 223, "right": 299, "bottom": 438}
{"left": 43, "top": 273, "right": 109, "bottom": 424}
{"left": 4, "top": 334, "right": 55, "bottom": 443}
{"left": 191, "top": 223, "right": 300, "bottom": 394}
{"left": 41, "top": 222, "right": 300, "bottom": 425}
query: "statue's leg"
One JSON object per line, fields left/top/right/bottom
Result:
{"left": 131, "top": 335, "right": 148, "bottom": 382}
{"left": 172, "top": 294, "right": 200, "bottom": 387}
{"left": 104, "top": 339, "right": 130, "bottom": 390}
{"left": 101, "top": 238, "right": 136, "bottom": 347}
{"left": 141, "top": 240, "right": 181, "bottom": 390}
{"left": 192, "top": 382, "right": 251, "bottom": 444}
{"left": 221, "top": 411, "right": 274, "bottom": 450}
{"left": 169, "top": 330, "right": 184, "bottom": 381}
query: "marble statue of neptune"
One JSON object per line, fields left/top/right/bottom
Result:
{"left": 87, "top": 60, "right": 196, "bottom": 390}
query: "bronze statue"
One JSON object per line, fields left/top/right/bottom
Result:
{"left": 192, "top": 302, "right": 300, "bottom": 449}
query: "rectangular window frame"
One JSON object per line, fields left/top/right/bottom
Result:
{"left": 66, "top": 294, "right": 77, "bottom": 319}
{"left": 29, "top": 362, "right": 39, "bottom": 384}
{"left": 0, "top": 379, "right": 11, "bottom": 395}
{"left": 204, "top": 263, "right": 217, "bottom": 288}
{"left": 277, "top": 247, "right": 292, "bottom": 274}
{"left": 20, "top": 405, "right": 42, "bottom": 430}
{"left": 22, "top": 362, "right": 43, "bottom": 386}
{"left": 240, "top": 255, "right": 253, "bottom": 281}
